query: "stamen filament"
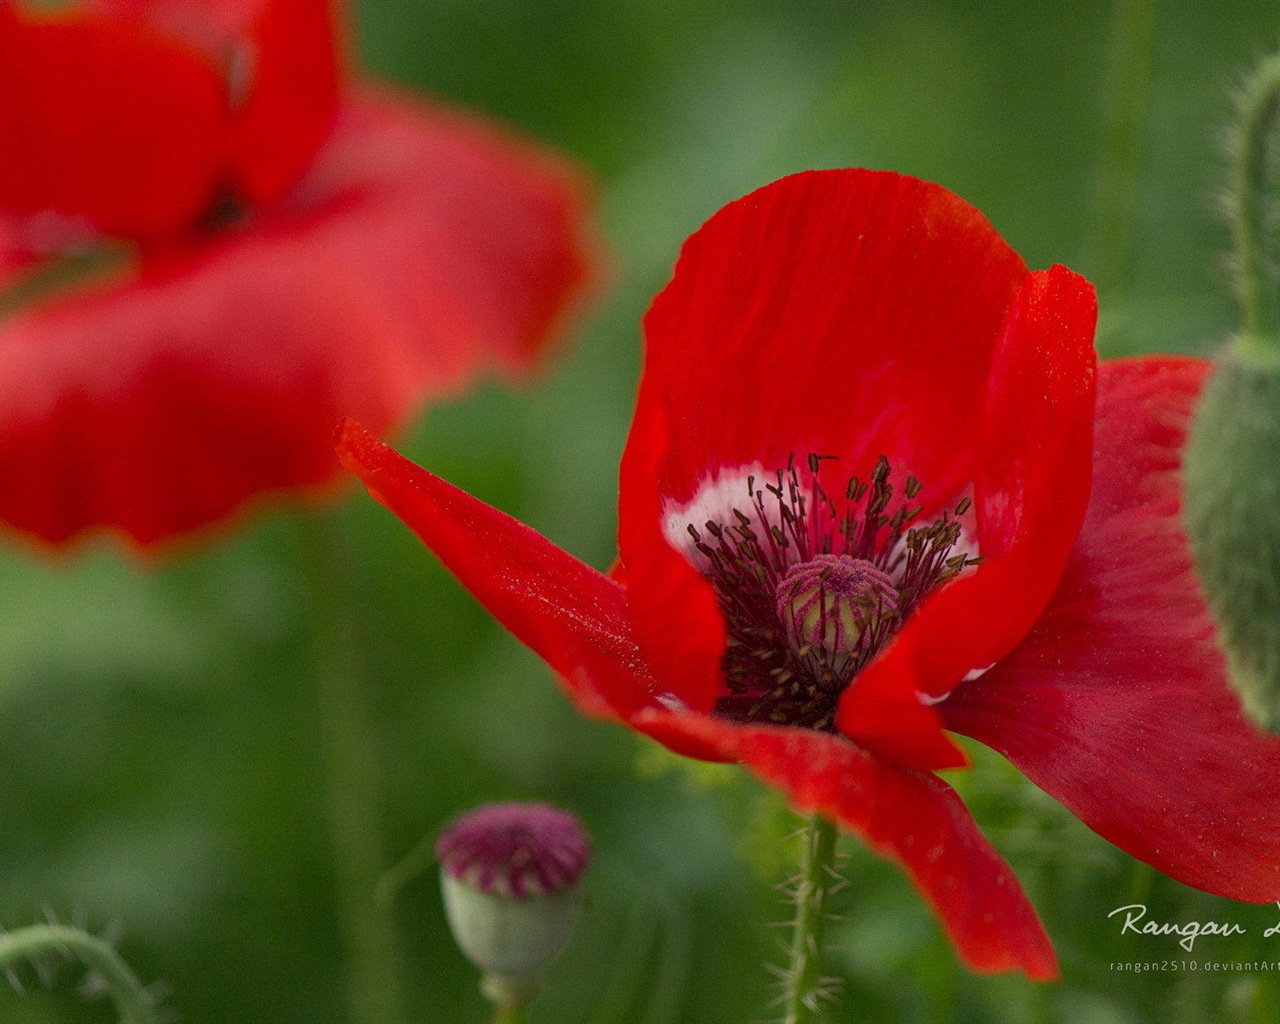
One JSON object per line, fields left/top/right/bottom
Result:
{"left": 698, "top": 453, "right": 980, "bottom": 731}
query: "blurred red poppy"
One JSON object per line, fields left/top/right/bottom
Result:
{"left": 339, "top": 169, "right": 1280, "bottom": 978}
{"left": 0, "top": 0, "right": 595, "bottom": 547}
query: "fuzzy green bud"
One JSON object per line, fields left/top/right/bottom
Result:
{"left": 1185, "top": 352, "right": 1280, "bottom": 730}
{"left": 1184, "top": 53, "right": 1280, "bottom": 731}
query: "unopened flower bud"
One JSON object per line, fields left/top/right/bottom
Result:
{"left": 775, "top": 554, "right": 898, "bottom": 654}
{"left": 437, "top": 802, "right": 590, "bottom": 1008}
{"left": 1185, "top": 53, "right": 1280, "bottom": 731}
{"left": 1186, "top": 352, "right": 1280, "bottom": 730}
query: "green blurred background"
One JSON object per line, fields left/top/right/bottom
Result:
{"left": 2, "top": 0, "right": 1279, "bottom": 1021}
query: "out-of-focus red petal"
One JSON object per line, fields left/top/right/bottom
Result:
{"left": 633, "top": 711, "right": 1056, "bottom": 979}
{"left": 0, "top": 232, "right": 411, "bottom": 546}
{"left": 838, "top": 266, "right": 1096, "bottom": 766}
{"left": 620, "top": 170, "right": 1029, "bottom": 714}
{"left": 0, "top": 9, "right": 225, "bottom": 238}
{"left": 338, "top": 421, "right": 660, "bottom": 719}
{"left": 0, "top": 92, "right": 596, "bottom": 547}
{"left": 226, "top": 0, "right": 342, "bottom": 205}
{"left": 0, "top": 216, "right": 39, "bottom": 288}
{"left": 94, "top": 0, "right": 344, "bottom": 206}
{"left": 227, "top": 0, "right": 340, "bottom": 206}
{"left": 291, "top": 89, "right": 597, "bottom": 376}
{"left": 942, "top": 357, "right": 1280, "bottom": 902}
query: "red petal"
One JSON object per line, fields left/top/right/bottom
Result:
{"left": 620, "top": 170, "right": 1029, "bottom": 713}
{"left": 838, "top": 266, "right": 1096, "bottom": 766}
{"left": 942, "top": 357, "right": 1280, "bottom": 902}
{"left": 95, "top": 0, "right": 344, "bottom": 205}
{"left": 618, "top": 397, "right": 727, "bottom": 713}
{"left": 288, "top": 89, "right": 597, "bottom": 376}
{"left": 338, "top": 421, "right": 660, "bottom": 719}
{"left": 0, "top": 216, "right": 39, "bottom": 288}
{"left": 636, "top": 170, "right": 1030, "bottom": 493}
{"left": 228, "top": 0, "right": 342, "bottom": 204}
{"left": 0, "top": 9, "right": 224, "bottom": 238}
{"left": 0, "top": 237, "right": 407, "bottom": 546}
{"left": 633, "top": 711, "right": 1056, "bottom": 979}
{"left": 0, "top": 92, "right": 597, "bottom": 547}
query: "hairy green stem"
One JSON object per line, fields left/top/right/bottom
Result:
{"left": 302, "top": 510, "right": 406, "bottom": 1024}
{"left": 0, "top": 924, "right": 159, "bottom": 1024}
{"left": 781, "top": 813, "right": 840, "bottom": 1024}
{"left": 1231, "top": 54, "right": 1280, "bottom": 358}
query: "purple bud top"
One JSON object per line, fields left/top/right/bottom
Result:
{"left": 437, "top": 802, "right": 591, "bottom": 900}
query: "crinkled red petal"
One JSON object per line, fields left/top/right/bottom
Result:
{"left": 0, "top": 9, "right": 224, "bottom": 238}
{"left": 0, "top": 92, "right": 597, "bottom": 547}
{"left": 620, "top": 169, "right": 1030, "bottom": 713}
{"left": 632, "top": 710, "right": 1056, "bottom": 979}
{"left": 838, "top": 265, "right": 1096, "bottom": 768}
{"left": 942, "top": 356, "right": 1280, "bottom": 902}
{"left": 292, "top": 89, "right": 597, "bottom": 375}
{"left": 338, "top": 421, "right": 660, "bottom": 719}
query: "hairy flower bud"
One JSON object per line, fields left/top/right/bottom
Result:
{"left": 437, "top": 802, "right": 591, "bottom": 1008}
{"left": 1185, "top": 53, "right": 1280, "bottom": 732}
{"left": 1185, "top": 354, "right": 1280, "bottom": 730}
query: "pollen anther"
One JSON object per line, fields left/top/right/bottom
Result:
{"left": 685, "top": 452, "right": 981, "bottom": 732}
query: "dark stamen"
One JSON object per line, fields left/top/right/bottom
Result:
{"left": 691, "top": 453, "right": 980, "bottom": 731}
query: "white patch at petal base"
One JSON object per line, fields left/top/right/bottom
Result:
{"left": 919, "top": 662, "right": 995, "bottom": 709}
{"left": 917, "top": 689, "right": 952, "bottom": 705}
{"left": 661, "top": 462, "right": 769, "bottom": 569}
{"left": 654, "top": 691, "right": 689, "bottom": 713}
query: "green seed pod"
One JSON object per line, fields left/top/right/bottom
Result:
{"left": 440, "top": 877, "right": 584, "bottom": 1006}
{"left": 1185, "top": 351, "right": 1280, "bottom": 730}
{"left": 436, "top": 802, "right": 590, "bottom": 1009}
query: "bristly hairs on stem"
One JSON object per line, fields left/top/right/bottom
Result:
{"left": 764, "top": 812, "right": 844, "bottom": 1024}
{"left": 0, "top": 917, "right": 163, "bottom": 1024}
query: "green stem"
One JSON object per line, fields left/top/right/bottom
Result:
{"left": 490, "top": 1003, "right": 531, "bottom": 1024}
{"left": 301, "top": 510, "right": 406, "bottom": 1024}
{"left": 1232, "top": 54, "right": 1280, "bottom": 356}
{"left": 0, "top": 924, "right": 159, "bottom": 1024}
{"left": 781, "top": 813, "right": 840, "bottom": 1024}
{"left": 1090, "top": 0, "right": 1158, "bottom": 297}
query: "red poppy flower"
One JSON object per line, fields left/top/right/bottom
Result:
{"left": 337, "top": 170, "right": 1280, "bottom": 978}
{"left": 0, "top": 0, "right": 595, "bottom": 548}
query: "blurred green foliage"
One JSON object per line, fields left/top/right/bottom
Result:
{"left": 2, "top": 0, "right": 1280, "bottom": 1021}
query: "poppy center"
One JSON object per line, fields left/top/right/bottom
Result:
{"left": 681, "top": 453, "right": 979, "bottom": 732}
{"left": 775, "top": 554, "right": 899, "bottom": 656}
